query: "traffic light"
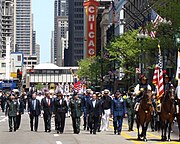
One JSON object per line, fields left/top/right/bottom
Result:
{"left": 17, "top": 69, "right": 22, "bottom": 80}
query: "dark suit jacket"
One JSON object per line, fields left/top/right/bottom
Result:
{"left": 41, "top": 97, "right": 54, "bottom": 115}
{"left": 87, "top": 99, "right": 102, "bottom": 117}
{"left": 28, "top": 99, "right": 41, "bottom": 116}
{"left": 54, "top": 99, "right": 68, "bottom": 114}
{"left": 18, "top": 99, "right": 25, "bottom": 114}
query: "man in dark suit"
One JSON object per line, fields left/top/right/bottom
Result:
{"left": 87, "top": 94, "right": 102, "bottom": 134}
{"left": 5, "top": 94, "right": 19, "bottom": 132}
{"left": 16, "top": 94, "right": 25, "bottom": 130}
{"left": 54, "top": 93, "right": 68, "bottom": 134}
{"left": 41, "top": 90, "right": 54, "bottom": 132}
{"left": 28, "top": 92, "right": 41, "bottom": 132}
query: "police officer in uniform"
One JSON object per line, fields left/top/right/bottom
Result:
{"left": 111, "top": 91, "right": 126, "bottom": 135}
{"left": 164, "top": 75, "right": 173, "bottom": 92}
{"left": 134, "top": 75, "right": 152, "bottom": 111}
{"left": 126, "top": 92, "right": 135, "bottom": 131}
{"left": 69, "top": 92, "right": 83, "bottom": 134}
{"left": 5, "top": 95, "right": 19, "bottom": 132}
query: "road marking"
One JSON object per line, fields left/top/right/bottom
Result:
{"left": 56, "top": 141, "right": 62, "bottom": 144}
{"left": 54, "top": 134, "right": 59, "bottom": 137}
{"left": 0, "top": 117, "right": 8, "bottom": 122}
{"left": 1, "top": 116, "right": 5, "bottom": 118}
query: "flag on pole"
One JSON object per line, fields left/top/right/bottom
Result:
{"left": 152, "top": 44, "right": 164, "bottom": 99}
{"left": 149, "top": 9, "right": 164, "bottom": 38}
{"left": 176, "top": 51, "right": 180, "bottom": 99}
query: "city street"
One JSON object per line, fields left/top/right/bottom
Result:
{"left": 0, "top": 110, "right": 180, "bottom": 144}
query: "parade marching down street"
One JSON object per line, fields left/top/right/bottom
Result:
{"left": 0, "top": 84, "right": 180, "bottom": 144}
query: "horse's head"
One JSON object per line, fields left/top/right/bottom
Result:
{"left": 141, "top": 90, "right": 152, "bottom": 106}
{"left": 164, "top": 86, "right": 175, "bottom": 101}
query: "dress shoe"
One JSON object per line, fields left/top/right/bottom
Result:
{"left": 48, "top": 130, "right": 51, "bottom": 132}
{"left": 118, "top": 132, "right": 120, "bottom": 135}
{"left": 114, "top": 130, "right": 117, "bottom": 134}
{"left": 57, "top": 131, "right": 59, "bottom": 134}
{"left": 14, "top": 129, "right": 16, "bottom": 132}
{"left": 97, "top": 129, "right": 101, "bottom": 132}
{"left": 9, "top": 130, "right": 12, "bottom": 132}
{"left": 93, "top": 131, "right": 96, "bottom": 135}
{"left": 90, "top": 130, "right": 92, "bottom": 134}
{"left": 45, "top": 130, "right": 47, "bottom": 132}
{"left": 131, "top": 129, "right": 134, "bottom": 131}
{"left": 128, "top": 129, "right": 131, "bottom": 132}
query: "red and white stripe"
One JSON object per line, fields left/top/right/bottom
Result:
{"left": 152, "top": 66, "right": 164, "bottom": 99}
{"left": 150, "top": 15, "right": 163, "bottom": 38}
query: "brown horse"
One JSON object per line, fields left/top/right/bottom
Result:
{"left": 136, "top": 90, "right": 153, "bottom": 142}
{"left": 159, "top": 86, "right": 175, "bottom": 141}
{"left": 177, "top": 99, "right": 180, "bottom": 141}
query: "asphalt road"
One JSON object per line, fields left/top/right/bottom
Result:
{"left": 0, "top": 110, "right": 180, "bottom": 144}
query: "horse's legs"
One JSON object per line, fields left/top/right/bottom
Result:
{"left": 143, "top": 123, "right": 149, "bottom": 142}
{"left": 137, "top": 122, "right": 141, "bottom": 140}
{"left": 164, "top": 121, "right": 168, "bottom": 141}
{"left": 161, "top": 122, "right": 164, "bottom": 141}
{"left": 168, "top": 122, "right": 172, "bottom": 141}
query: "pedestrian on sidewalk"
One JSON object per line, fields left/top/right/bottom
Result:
{"left": 28, "top": 92, "right": 41, "bottom": 132}
{"left": 54, "top": 93, "right": 68, "bottom": 134}
{"left": 5, "top": 94, "right": 19, "bottom": 132}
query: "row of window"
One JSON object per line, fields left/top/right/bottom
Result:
{"left": 29, "top": 69, "right": 74, "bottom": 75}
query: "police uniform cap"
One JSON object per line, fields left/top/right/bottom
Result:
{"left": 104, "top": 89, "right": 109, "bottom": 94}
{"left": 140, "top": 75, "right": 147, "bottom": 80}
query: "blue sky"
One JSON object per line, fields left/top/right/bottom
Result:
{"left": 32, "top": 0, "right": 53, "bottom": 63}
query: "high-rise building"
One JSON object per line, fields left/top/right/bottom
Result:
{"left": 0, "top": 0, "right": 3, "bottom": 56}
{"left": 14, "top": 0, "right": 32, "bottom": 56}
{"left": 56, "top": 16, "right": 68, "bottom": 66}
{"left": 53, "top": 0, "right": 68, "bottom": 65}
{"left": 32, "top": 31, "right": 36, "bottom": 55}
{"left": 1, "top": 0, "right": 14, "bottom": 57}
{"left": 51, "top": 31, "right": 54, "bottom": 63}
{"left": 64, "top": 0, "right": 84, "bottom": 66}
{"left": 35, "top": 44, "right": 40, "bottom": 64}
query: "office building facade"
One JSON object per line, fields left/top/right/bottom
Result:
{"left": 64, "top": 0, "right": 84, "bottom": 66}
{"left": 14, "top": 0, "right": 32, "bottom": 56}
{"left": 53, "top": 0, "right": 68, "bottom": 65}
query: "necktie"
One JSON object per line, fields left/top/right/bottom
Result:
{"left": 48, "top": 99, "right": 50, "bottom": 106}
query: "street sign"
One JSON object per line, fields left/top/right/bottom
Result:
{"left": 136, "top": 68, "right": 141, "bottom": 74}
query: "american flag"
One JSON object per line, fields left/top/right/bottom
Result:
{"left": 73, "top": 81, "right": 82, "bottom": 92}
{"left": 150, "top": 9, "right": 164, "bottom": 38}
{"left": 152, "top": 44, "right": 164, "bottom": 99}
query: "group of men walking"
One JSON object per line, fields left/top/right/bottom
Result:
{"left": 4, "top": 74, "right": 174, "bottom": 135}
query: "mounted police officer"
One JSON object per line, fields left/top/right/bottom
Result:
{"left": 164, "top": 75, "right": 173, "bottom": 92}
{"left": 134, "top": 75, "right": 152, "bottom": 112}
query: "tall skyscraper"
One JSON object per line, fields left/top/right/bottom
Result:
{"left": 1, "top": 0, "right": 14, "bottom": 57}
{"left": 64, "top": 0, "right": 84, "bottom": 66}
{"left": 14, "top": 0, "right": 32, "bottom": 56}
{"left": 56, "top": 16, "right": 68, "bottom": 66}
{"left": 53, "top": 0, "right": 68, "bottom": 65}
{"left": 32, "top": 31, "right": 36, "bottom": 55}
{"left": 0, "top": 0, "right": 3, "bottom": 56}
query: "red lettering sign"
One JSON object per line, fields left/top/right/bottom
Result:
{"left": 84, "top": 0, "right": 99, "bottom": 57}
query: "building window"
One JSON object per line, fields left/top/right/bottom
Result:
{"left": 17, "top": 55, "right": 21, "bottom": 61}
